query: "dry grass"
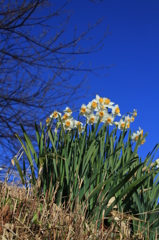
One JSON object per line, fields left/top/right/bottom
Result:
{"left": 0, "top": 180, "right": 158, "bottom": 240}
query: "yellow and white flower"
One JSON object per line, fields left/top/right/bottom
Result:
{"left": 96, "top": 94, "right": 104, "bottom": 105}
{"left": 118, "top": 119, "right": 126, "bottom": 130}
{"left": 123, "top": 115, "right": 131, "bottom": 129}
{"left": 96, "top": 108, "right": 109, "bottom": 119}
{"left": 100, "top": 113, "right": 114, "bottom": 126}
{"left": 63, "top": 118, "right": 75, "bottom": 130}
{"left": 103, "top": 97, "right": 114, "bottom": 108}
{"left": 156, "top": 159, "right": 159, "bottom": 168}
{"left": 63, "top": 107, "right": 72, "bottom": 116}
{"left": 125, "top": 115, "right": 131, "bottom": 123}
{"left": 78, "top": 124, "right": 86, "bottom": 134}
{"left": 131, "top": 132, "right": 140, "bottom": 142}
{"left": 87, "top": 99, "right": 98, "bottom": 111}
{"left": 86, "top": 114, "right": 98, "bottom": 125}
{"left": 111, "top": 104, "right": 121, "bottom": 117}
{"left": 133, "top": 109, "right": 137, "bottom": 117}
{"left": 74, "top": 120, "right": 83, "bottom": 128}
{"left": 50, "top": 110, "right": 61, "bottom": 119}
{"left": 79, "top": 104, "right": 92, "bottom": 116}
{"left": 131, "top": 127, "right": 143, "bottom": 142}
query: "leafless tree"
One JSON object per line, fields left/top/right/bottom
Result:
{"left": 0, "top": 0, "right": 110, "bottom": 168}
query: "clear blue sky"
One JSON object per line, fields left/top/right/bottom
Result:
{"left": 54, "top": 0, "right": 159, "bottom": 163}
{"left": 1, "top": 1, "right": 159, "bottom": 185}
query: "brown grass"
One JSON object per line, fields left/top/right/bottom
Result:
{"left": 0, "top": 179, "right": 158, "bottom": 239}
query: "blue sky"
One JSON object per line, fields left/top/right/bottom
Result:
{"left": 1, "top": 0, "right": 159, "bottom": 189}
{"left": 54, "top": 0, "right": 159, "bottom": 163}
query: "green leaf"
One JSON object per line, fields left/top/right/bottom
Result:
{"left": 20, "top": 123, "right": 38, "bottom": 165}
{"left": 14, "top": 157, "right": 25, "bottom": 185}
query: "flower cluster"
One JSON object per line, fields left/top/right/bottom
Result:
{"left": 46, "top": 94, "right": 145, "bottom": 145}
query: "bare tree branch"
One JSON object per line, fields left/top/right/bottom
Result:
{"left": 0, "top": 0, "right": 111, "bottom": 171}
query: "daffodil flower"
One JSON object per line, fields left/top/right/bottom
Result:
{"left": 131, "top": 116, "right": 135, "bottom": 122}
{"left": 118, "top": 119, "right": 126, "bottom": 130}
{"left": 87, "top": 100, "right": 98, "bottom": 111}
{"left": 86, "top": 114, "right": 98, "bottom": 125}
{"left": 125, "top": 115, "right": 131, "bottom": 123}
{"left": 46, "top": 117, "right": 50, "bottom": 126}
{"left": 96, "top": 108, "right": 108, "bottom": 119}
{"left": 103, "top": 97, "right": 114, "bottom": 108}
{"left": 74, "top": 120, "right": 83, "bottom": 129}
{"left": 100, "top": 113, "right": 114, "bottom": 126}
{"left": 131, "top": 127, "right": 143, "bottom": 141}
{"left": 133, "top": 109, "right": 137, "bottom": 117}
{"left": 96, "top": 94, "right": 104, "bottom": 105}
{"left": 78, "top": 124, "right": 86, "bottom": 134}
{"left": 62, "top": 114, "right": 73, "bottom": 123}
{"left": 63, "top": 107, "right": 72, "bottom": 116}
{"left": 131, "top": 132, "right": 140, "bottom": 142}
{"left": 111, "top": 104, "right": 121, "bottom": 117}
{"left": 79, "top": 104, "right": 92, "bottom": 117}
{"left": 63, "top": 118, "right": 75, "bottom": 130}
{"left": 50, "top": 111, "right": 61, "bottom": 119}
{"left": 156, "top": 159, "right": 159, "bottom": 168}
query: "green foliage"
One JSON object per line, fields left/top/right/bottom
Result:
{"left": 15, "top": 121, "right": 159, "bottom": 239}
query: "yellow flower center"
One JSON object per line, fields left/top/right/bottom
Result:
{"left": 104, "top": 98, "right": 110, "bottom": 105}
{"left": 46, "top": 118, "right": 50, "bottom": 123}
{"left": 115, "top": 107, "right": 120, "bottom": 114}
{"left": 81, "top": 107, "right": 86, "bottom": 113}
{"left": 99, "top": 111, "right": 104, "bottom": 117}
{"left": 63, "top": 114, "right": 68, "bottom": 120}
{"left": 65, "top": 121, "right": 70, "bottom": 127}
{"left": 78, "top": 127, "right": 82, "bottom": 131}
{"left": 99, "top": 98, "right": 103, "bottom": 104}
{"left": 127, "top": 118, "right": 130, "bottom": 123}
{"left": 101, "top": 105, "right": 105, "bottom": 109}
{"left": 131, "top": 117, "right": 134, "bottom": 122}
{"left": 92, "top": 101, "right": 97, "bottom": 108}
{"left": 134, "top": 111, "right": 137, "bottom": 117}
{"left": 107, "top": 118, "right": 111, "bottom": 124}
{"left": 141, "top": 130, "right": 143, "bottom": 137}
{"left": 121, "top": 123, "right": 125, "bottom": 129}
{"left": 76, "top": 121, "right": 81, "bottom": 127}
{"left": 127, "top": 123, "right": 130, "bottom": 128}
{"left": 141, "top": 140, "right": 145, "bottom": 145}
{"left": 53, "top": 112, "right": 58, "bottom": 118}
{"left": 90, "top": 117, "right": 95, "bottom": 123}
{"left": 67, "top": 108, "right": 72, "bottom": 113}
{"left": 135, "top": 136, "right": 138, "bottom": 141}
